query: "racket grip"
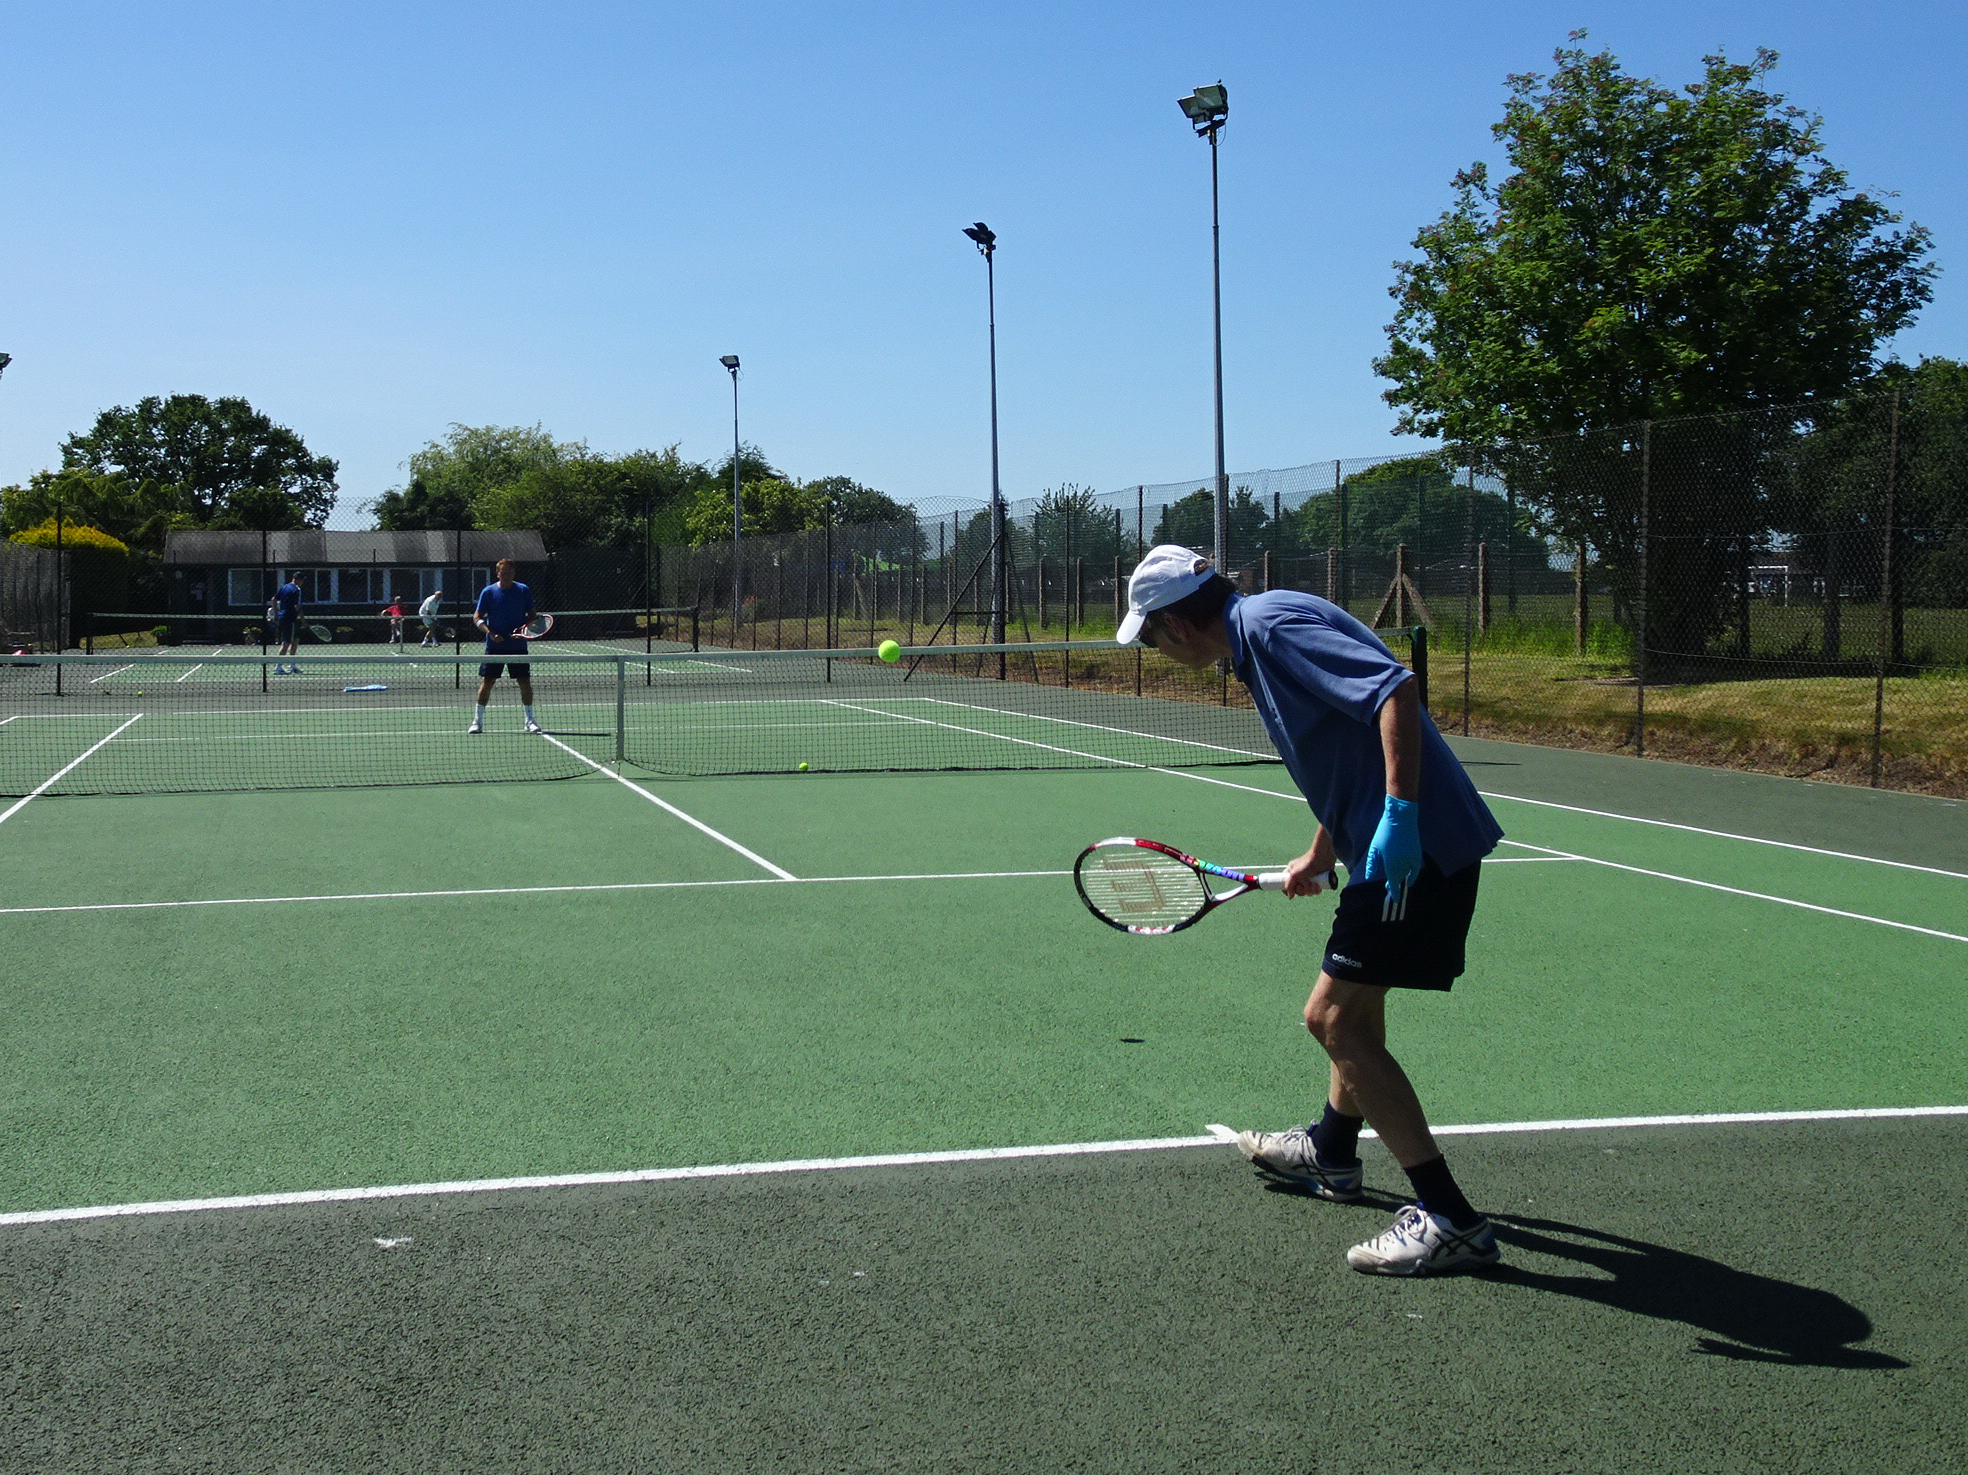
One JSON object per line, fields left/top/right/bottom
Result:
{"left": 1255, "top": 870, "right": 1336, "bottom": 892}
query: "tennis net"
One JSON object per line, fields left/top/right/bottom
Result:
{"left": 0, "top": 643, "right": 1281, "bottom": 797}
{"left": 82, "top": 606, "right": 703, "bottom": 654}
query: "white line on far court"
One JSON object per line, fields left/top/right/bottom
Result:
{"left": 6, "top": 1105, "right": 1963, "bottom": 1228}
{"left": 535, "top": 730, "right": 797, "bottom": 880}
{"left": 0, "top": 869, "right": 1068, "bottom": 917}
{"left": 1509, "top": 840, "right": 1968, "bottom": 944}
{"left": 0, "top": 714, "right": 143, "bottom": 829}
{"left": 1478, "top": 790, "right": 1968, "bottom": 881}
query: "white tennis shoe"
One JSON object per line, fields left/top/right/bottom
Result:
{"left": 1346, "top": 1204, "right": 1499, "bottom": 1276}
{"left": 467, "top": 720, "right": 482, "bottom": 734}
{"left": 524, "top": 721, "right": 543, "bottom": 734}
{"left": 1235, "top": 1127, "right": 1364, "bottom": 1202}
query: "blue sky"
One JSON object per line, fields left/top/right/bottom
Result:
{"left": 1, "top": 1, "right": 1960, "bottom": 527}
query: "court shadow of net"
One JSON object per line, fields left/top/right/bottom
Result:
{"left": 1485, "top": 1213, "right": 1906, "bottom": 1369}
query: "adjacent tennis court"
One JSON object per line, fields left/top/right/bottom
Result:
{"left": 1, "top": 651, "right": 1963, "bottom": 1472}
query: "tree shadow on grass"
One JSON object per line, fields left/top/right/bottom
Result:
{"left": 1483, "top": 1214, "right": 1907, "bottom": 1369}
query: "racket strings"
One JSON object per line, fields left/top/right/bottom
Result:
{"left": 1080, "top": 851, "right": 1211, "bottom": 925}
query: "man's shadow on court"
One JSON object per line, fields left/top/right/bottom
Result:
{"left": 1484, "top": 1208, "right": 1900, "bottom": 1369}
{"left": 1269, "top": 1185, "right": 1903, "bottom": 1368}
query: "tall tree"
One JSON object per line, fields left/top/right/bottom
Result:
{"left": 368, "top": 424, "right": 571, "bottom": 530}
{"left": 62, "top": 394, "right": 338, "bottom": 527}
{"left": 1374, "top": 41, "right": 1935, "bottom": 665}
{"left": 1377, "top": 41, "right": 1934, "bottom": 442}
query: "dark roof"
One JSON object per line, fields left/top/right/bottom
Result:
{"left": 164, "top": 530, "right": 549, "bottom": 565}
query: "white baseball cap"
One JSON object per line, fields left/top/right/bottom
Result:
{"left": 1116, "top": 544, "right": 1215, "bottom": 645}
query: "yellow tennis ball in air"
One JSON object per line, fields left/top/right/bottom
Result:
{"left": 878, "top": 639, "right": 900, "bottom": 663}
{"left": 797, "top": 761, "right": 809, "bottom": 772}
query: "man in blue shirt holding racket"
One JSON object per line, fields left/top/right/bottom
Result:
{"left": 272, "top": 575, "right": 302, "bottom": 675}
{"left": 1119, "top": 544, "right": 1505, "bottom": 1276}
{"left": 471, "top": 559, "right": 542, "bottom": 735}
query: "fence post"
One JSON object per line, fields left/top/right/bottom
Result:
{"left": 1113, "top": 555, "right": 1124, "bottom": 626}
{"left": 1636, "top": 421, "right": 1650, "bottom": 760}
{"left": 1871, "top": 389, "right": 1901, "bottom": 788}
{"left": 1574, "top": 541, "right": 1589, "bottom": 656}
{"left": 1477, "top": 541, "right": 1491, "bottom": 632}
{"left": 1074, "top": 556, "right": 1084, "bottom": 635}
{"left": 1261, "top": 549, "right": 1271, "bottom": 592}
{"left": 1462, "top": 462, "right": 1474, "bottom": 736}
{"left": 1325, "top": 546, "right": 1337, "bottom": 603}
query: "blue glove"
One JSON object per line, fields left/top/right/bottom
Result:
{"left": 1361, "top": 795, "right": 1422, "bottom": 909}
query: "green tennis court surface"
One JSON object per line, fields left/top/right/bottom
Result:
{"left": 0, "top": 731, "right": 1962, "bottom": 1471}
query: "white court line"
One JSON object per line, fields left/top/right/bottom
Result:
{"left": 89, "top": 663, "right": 136, "bottom": 683}
{"left": 6, "top": 1104, "right": 1963, "bottom": 1228}
{"left": 535, "top": 730, "right": 797, "bottom": 880}
{"left": 0, "top": 869, "right": 1067, "bottom": 917}
{"left": 1479, "top": 791, "right": 1968, "bottom": 881}
{"left": 172, "top": 661, "right": 207, "bottom": 683}
{"left": 1509, "top": 839, "right": 1968, "bottom": 944}
{"left": 1128, "top": 767, "right": 1965, "bottom": 939}
{"left": 912, "top": 695, "right": 1276, "bottom": 761}
{"left": 0, "top": 714, "right": 144, "bottom": 828}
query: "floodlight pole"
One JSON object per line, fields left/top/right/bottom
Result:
{"left": 1178, "top": 84, "right": 1230, "bottom": 570}
{"left": 963, "top": 223, "right": 1004, "bottom": 660}
{"left": 720, "top": 355, "right": 741, "bottom": 643}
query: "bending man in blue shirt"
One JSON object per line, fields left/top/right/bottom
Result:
{"left": 1119, "top": 545, "right": 1505, "bottom": 1277}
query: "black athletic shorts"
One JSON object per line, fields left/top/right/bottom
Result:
{"left": 1321, "top": 857, "right": 1482, "bottom": 992}
{"left": 478, "top": 661, "right": 532, "bottom": 680}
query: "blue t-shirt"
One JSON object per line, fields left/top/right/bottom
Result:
{"left": 1225, "top": 590, "right": 1503, "bottom": 877}
{"left": 274, "top": 582, "right": 301, "bottom": 616}
{"left": 476, "top": 582, "right": 534, "bottom": 652}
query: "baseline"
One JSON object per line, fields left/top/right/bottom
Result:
{"left": 8, "top": 1105, "right": 1962, "bottom": 1229}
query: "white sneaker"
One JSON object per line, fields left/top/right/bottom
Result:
{"left": 1346, "top": 1204, "right": 1499, "bottom": 1277}
{"left": 467, "top": 721, "right": 482, "bottom": 735}
{"left": 1234, "top": 1126, "right": 1364, "bottom": 1201}
{"left": 524, "top": 721, "right": 543, "bottom": 734}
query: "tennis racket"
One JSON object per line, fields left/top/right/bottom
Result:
{"left": 1074, "top": 837, "right": 1336, "bottom": 936}
{"left": 307, "top": 623, "right": 333, "bottom": 643}
{"left": 519, "top": 612, "right": 553, "bottom": 640}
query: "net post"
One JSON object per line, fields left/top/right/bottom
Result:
{"left": 615, "top": 657, "right": 627, "bottom": 765}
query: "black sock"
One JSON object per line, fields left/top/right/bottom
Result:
{"left": 1307, "top": 1104, "right": 1365, "bottom": 1167}
{"left": 1403, "top": 1155, "right": 1482, "bottom": 1229}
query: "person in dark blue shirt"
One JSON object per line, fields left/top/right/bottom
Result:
{"left": 1118, "top": 544, "right": 1504, "bottom": 1277}
{"left": 471, "top": 559, "right": 542, "bottom": 735}
{"left": 272, "top": 576, "right": 303, "bottom": 675}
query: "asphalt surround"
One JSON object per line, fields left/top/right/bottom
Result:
{"left": 1, "top": 1117, "right": 1961, "bottom": 1474}
{"left": 0, "top": 730, "right": 1963, "bottom": 1471}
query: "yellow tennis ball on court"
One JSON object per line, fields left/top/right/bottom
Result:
{"left": 877, "top": 639, "right": 900, "bottom": 663}
{"left": 797, "top": 761, "right": 809, "bottom": 771}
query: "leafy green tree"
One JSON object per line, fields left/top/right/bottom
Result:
{"left": 1150, "top": 487, "right": 1272, "bottom": 564}
{"left": 1030, "top": 484, "right": 1124, "bottom": 565}
{"left": 62, "top": 394, "right": 337, "bottom": 527}
{"left": 370, "top": 424, "right": 570, "bottom": 530}
{"left": 1280, "top": 458, "right": 1552, "bottom": 575}
{"left": 371, "top": 476, "right": 475, "bottom": 531}
{"left": 1377, "top": 41, "right": 1933, "bottom": 442}
{"left": 209, "top": 484, "right": 309, "bottom": 532}
{"left": 1375, "top": 41, "right": 1935, "bottom": 666}
{"left": 1771, "top": 360, "right": 1968, "bottom": 658}
{"left": 682, "top": 477, "right": 826, "bottom": 545}
{"left": 1, "top": 468, "right": 194, "bottom": 552}
{"left": 478, "top": 447, "right": 707, "bottom": 549}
